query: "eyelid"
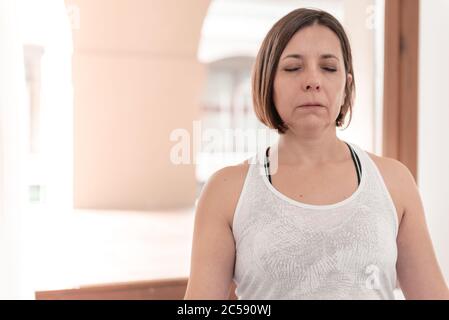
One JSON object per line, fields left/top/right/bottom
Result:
{"left": 283, "top": 66, "right": 336, "bottom": 72}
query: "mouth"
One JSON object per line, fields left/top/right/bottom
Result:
{"left": 299, "top": 104, "right": 324, "bottom": 108}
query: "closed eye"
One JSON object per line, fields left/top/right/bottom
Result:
{"left": 284, "top": 67, "right": 337, "bottom": 72}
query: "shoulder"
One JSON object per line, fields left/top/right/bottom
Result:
{"left": 207, "top": 159, "right": 250, "bottom": 186}
{"left": 198, "top": 158, "right": 251, "bottom": 228}
{"left": 366, "top": 151, "right": 413, "bottom": 180}
{"left": 203, "top": 159, "right": 251, "bottom": 197}
{"left": 366, "top": 151, "right": 416, "bottom": 224}
{"left": 365, "top": 151, "right": 415, "bottom": 187}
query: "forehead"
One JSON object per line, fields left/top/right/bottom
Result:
{"left": 281, "top": 24, "right": 343, "bottom": 58}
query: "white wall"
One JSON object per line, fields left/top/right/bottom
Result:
{"left": 418, "top": 0, "right": 449, "bottom": 284}
{"left": 0, "top": 0, "right": 28, "bottom": 299}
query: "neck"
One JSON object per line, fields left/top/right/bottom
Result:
{"left": 274, "top": 129, "right": 346, "bottom": 166}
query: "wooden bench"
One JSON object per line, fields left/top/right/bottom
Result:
{"left": 35, "top": 278, "right": 238, "bottom": 300}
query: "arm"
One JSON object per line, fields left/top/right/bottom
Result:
{"left": 184, "top": 165, "right": 247, "bottom": 299}
{"left": 394, "top": 161, "right": 449, "bottom": 299}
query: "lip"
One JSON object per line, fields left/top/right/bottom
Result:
{"left": 299, "top": 104, "right": 324, "bottom": 108}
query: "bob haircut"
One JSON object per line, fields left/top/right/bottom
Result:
{"left": 252, "top": 8, "right": 356, "bottom": 134}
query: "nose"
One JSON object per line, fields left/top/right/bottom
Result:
{"left": 303, "top": 80, "right": 321, "bottom": 92}
{"left": 302, "top": 70, "right": 321, "bottom": 92}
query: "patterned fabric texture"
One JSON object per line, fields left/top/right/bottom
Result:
{"left": 232, "top": 142, "right": 398, "bottom": 300}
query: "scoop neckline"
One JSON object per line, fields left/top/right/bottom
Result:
{"left": 260, "top": 142, "right": 367, "bottom": 210}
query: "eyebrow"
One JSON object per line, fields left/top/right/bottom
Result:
{"left": 281, "top": 54, "right": 339, "bottom": 61}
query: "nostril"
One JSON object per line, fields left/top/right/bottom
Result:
{"left": 306, "top": 86, "right": 319, "bottom": 90}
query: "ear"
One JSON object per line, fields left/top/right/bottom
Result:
{"left": 343, "top": 73, "right": 353, "bottom": 102}
{"left": 347, "top": 73, "right": 353, "bottom": 86}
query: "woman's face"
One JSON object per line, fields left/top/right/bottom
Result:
{"left": 273, "top": 24, "right": 352, "bottom": 133}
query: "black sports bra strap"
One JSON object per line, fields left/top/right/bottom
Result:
{"left": 345, "top": 142, "right": 362, "bottom": 185}
{"left": 264, "top": 146, "right": 272, "bottom": 184}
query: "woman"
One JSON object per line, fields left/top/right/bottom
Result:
{"left": 184, "top": 8, "right": 449, "bottom": 299}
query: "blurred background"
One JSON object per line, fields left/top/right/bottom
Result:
{"left": 0, "top": 0, "right": 447, "bottom": 299}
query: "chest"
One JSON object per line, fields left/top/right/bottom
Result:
{"left": 270, "top": 161, "right": 359, "bottom": 206}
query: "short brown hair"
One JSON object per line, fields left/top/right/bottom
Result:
{"left": 252, "top": 8, "right": 356, "bottom": 134}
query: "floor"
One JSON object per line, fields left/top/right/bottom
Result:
{"left": 20, "top": 206, "right": 195, "bottom": 296}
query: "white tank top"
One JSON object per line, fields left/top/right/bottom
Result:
{"left": 232, "top": 142, "right": 398, "bottom": 299}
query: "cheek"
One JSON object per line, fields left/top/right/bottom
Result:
{"left": 273, "top": 77, "right": 295, "bottom": 108}
{"left": 273, "top": 78, "right": 287, "bottom": 109}
{"left": 338, "top": 83, "right": 347, "bottom": 103}
{"left": 328, "top": 78, "right": 346, "bottom": 102}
